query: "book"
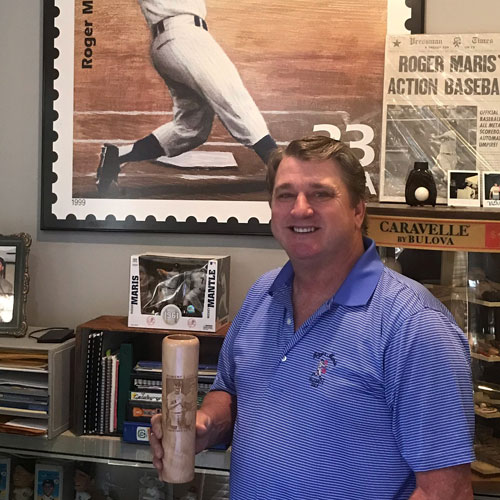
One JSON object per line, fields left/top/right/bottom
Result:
{"left": 122, "top": 420, "right": 151, "bottom": 444}
{"left": 104, "top": 355, "right": 112, "bottom": 434}
{"left": 98, "top": 356, "right": 107, "bottom": 434}
{"left": 81, "top": 330, "right": 93, "bottom": 434}
{"left": 87, "top": 331, "right": 104, "bottom": 434}
{"left": 126, "top": 400, "right": 162, "bottom": 422}
{"left": 130, "top": 391, "right": 162, "bottom": 402}
{"left": 0, "top": 392, "right": 48, "bottom": 404}
{"left": 134, "top": 360, "right": 161, "bottom": 373}
{"left": 109, "top": 354, "right": 118, "bottom": 433}
{"left": 0, "top": 385, "right": 48, "bottom": 398}
{"left": 117, "top": 343, "right": 133, "bottom": 433}
{"left": 0, "top": 399, "right": 48, "bottom": 412}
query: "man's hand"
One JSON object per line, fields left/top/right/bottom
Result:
{"left": 150, "top": 413, "right": 164, "bottom": 474}
{"left": 149, "top": 411, "right": 213, "bottom": 474}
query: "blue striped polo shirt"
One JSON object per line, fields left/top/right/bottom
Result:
{"left": 212, "top": 238, "right": 475, "bottom": 500}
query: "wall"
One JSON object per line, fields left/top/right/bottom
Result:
{"left": 0, "top": 1, "right": 287, "bottom": 330}
{"left": 1, "top": 1, "right": 499, "bottom": 330}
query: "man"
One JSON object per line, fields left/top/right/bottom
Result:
{"left": 40, "top": 479, "right": 55, "bottom": 500}
{"left": 74, "top": 462, "right": 106, "bottom": 500}
{"left": 96, "top": 0, "right": 277, "bottom": 195}
{"left": 166, "top": 381, "right": 187, "bottom": 429}
{"left": 0, "top": 257, "right": 14, "bottom": 322}
{"left": 490, "top": 182, "right": 500, "bottom": 200}
{"left": 150, "top": 135, "right": 474, "bottom": 499}
{"left": 430, "top": 126, "right": 459, "bottom": 179}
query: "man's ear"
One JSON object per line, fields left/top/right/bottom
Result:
{"left": 353, "top": 200, "right": 366, "bottom": 230}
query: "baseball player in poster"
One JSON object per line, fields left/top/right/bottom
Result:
{"left": 96, "top": 0, "right": 277, "bottom": 195}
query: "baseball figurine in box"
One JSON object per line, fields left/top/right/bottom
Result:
{"left": 128, "top": 254, "right": 230, "bottom": 332}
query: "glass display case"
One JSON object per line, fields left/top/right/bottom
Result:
{"left": 378, "top": 244, "right": 500, "bottom": 497}
{"left": 0, "top": 431, "right": 230, "bottom": 499}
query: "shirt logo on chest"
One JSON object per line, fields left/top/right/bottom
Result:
{"left": 309, "top": 351, "right": 336, "bottom": 388}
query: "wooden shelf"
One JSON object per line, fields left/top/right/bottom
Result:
{"left": 367, "top": 203, "right": 500, "bottom": 252}
{"left": 367, "top": 202, "right": 500, "bottom": 221}
{"left": 79, "top": 315, "right": 230, "bottom": 338}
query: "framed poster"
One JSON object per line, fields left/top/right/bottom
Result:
{"left": 42, "top": 0, "right": 422, "bottom": 234}
{"left": 380, "top": 33, "right": 500, "bottom": 204}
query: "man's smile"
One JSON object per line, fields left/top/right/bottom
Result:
{"left": 291, "top": 226, "right": 317, "bottom": 233}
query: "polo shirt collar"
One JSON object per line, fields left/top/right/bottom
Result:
{"left": 269, "top": 237, "right": 384, "bottom": 307}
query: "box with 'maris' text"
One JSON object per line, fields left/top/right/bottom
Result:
{"left": 128, "top": 253, "right": 230, "bottom": 332}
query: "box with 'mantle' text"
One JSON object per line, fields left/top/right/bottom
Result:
{"left": 128, "top": 253, "right": 230, "bottom": 332}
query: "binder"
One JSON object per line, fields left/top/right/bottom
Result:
{"left": 117, "top": 343, "right": 133, "bottom": 433}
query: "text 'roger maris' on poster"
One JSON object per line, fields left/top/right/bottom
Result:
{"left": 380, "top": 33, "right": 500, "bottom": 204}
{"left": 60, "top": 0, "right": 393, "bottom": 223}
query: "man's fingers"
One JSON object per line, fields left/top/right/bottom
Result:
{"left": 151, "top": 413, "right": 163, "bottom": 440}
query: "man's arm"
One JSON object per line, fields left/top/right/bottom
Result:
{"left": 150, "top": 390, "right": 236, "bottom": 473}
{"left": 410, "top": 464, "right": 473, "bottom": 500}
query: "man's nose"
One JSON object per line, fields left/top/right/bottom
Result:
{"left": 291, "top": 193, "right": 313, "bottom": 216}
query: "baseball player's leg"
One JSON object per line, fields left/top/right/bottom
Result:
{"left": 156, "top": 27, "right": 277, "bottom": 163}
{"left": 96, "top": 70, "right": 214, "bottom": 194}
{"left": 151, "top": 79, "right": 215, "bottom": 158}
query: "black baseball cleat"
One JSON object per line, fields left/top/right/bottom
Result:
{"left": 96, "top": 144, "right": 120, "bottom": 195}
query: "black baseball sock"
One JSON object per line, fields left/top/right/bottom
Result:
{"left": 119, "top": 134, "right": 166, "bottom": 163}
{"left": 252, "top": 135, "right": 278, "bottom": 164}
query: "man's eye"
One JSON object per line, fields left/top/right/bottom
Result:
{"left": 277, "top": 192, "right": 294, "bottom": 199}
{"left": 314, "top": 191, "right": 333, "bottom": 198}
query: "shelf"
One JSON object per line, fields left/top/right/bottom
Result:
{"left": 367, "top": 202, "right": 500, "bottom": 222}
{"left": 469, "top": 297, "right": 500, "bottom": 308}
{"left": 0, "top": 431, "right": 230, "bottom": 473}
{"left": 79, "top": 315, "right": 230, "bottom": 338}
{"left": 367, "top": 203, "right": 500, "bottom": 253}
{"left": 475, "top": 408, "right": 500, "bottom": 419}
{"left": 472, "top": 353, "right": 500, "bottom": 363}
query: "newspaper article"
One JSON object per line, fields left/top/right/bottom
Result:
{"left": 380, "top": 33, "right": 500, "bottom": 203}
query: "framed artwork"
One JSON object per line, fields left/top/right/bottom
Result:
{"left": 380, "top": 32, "right": 500, "bottom": 203}
{"left": 447, "top": 170, "right": 481, "bottom": 208}
{"left": 482, "top": 171, "right": 500, "bottom": 207}
{"left": 0, "top": 233, "right": 31, "bottom": 337}
{"left": 41, "top": 0, "right": 423, "bottom": 234}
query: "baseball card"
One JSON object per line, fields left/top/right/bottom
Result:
{"left": 43, "top": 0, "right": 415, "bottom": 231}
{"left": 0, "top": 457, "right": 10, "bottom": 500}
{"left": 34, "top": 464, "right": 63, "bottom": 500}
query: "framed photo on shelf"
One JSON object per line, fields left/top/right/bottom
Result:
{"left": 41, "top": 0, "right": 423, "bottom": 234}
{"left": 0, "top": 233, "right": 31, "bottom": 337}
{"left": 447, "top": 170, "right": 481, "bottom": 208}
{"left": 482, "top": 171, "right": 500, "bottom": 207}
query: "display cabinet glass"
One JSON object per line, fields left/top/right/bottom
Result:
{"left": 377, "top": 244, "right": 500, "bottom": 496}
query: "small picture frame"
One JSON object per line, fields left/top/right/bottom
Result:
{"left": 482, "top": 172, "right": 500, "bottom": 208}
{"left": 35, "top": 463, "right": 63, "bottom": 500}
{"left": 0, "top": 457, "right": 10, "bottom": 500}
{"left": 447, "top": 170, "right": 480, "bottom": 207}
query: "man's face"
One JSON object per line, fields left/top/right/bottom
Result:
{"left": 74, "top": 470, "right": 92, "bottom": 492}
{"left": 43, "top": 482, "right": 54, "bottom": 495}
{"left": 270, "top": 156, "right": 365, "bottom": 265}
{"left": 13, "top": 466, "right": 33, "bottom": 488}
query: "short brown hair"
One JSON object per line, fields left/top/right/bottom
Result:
{"left": 266, "top": 134, "right": 367, "bottom": 207}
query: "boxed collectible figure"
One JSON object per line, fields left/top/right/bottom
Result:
{"left": 128, "top": 254, "right": 230, "bottom": 332}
